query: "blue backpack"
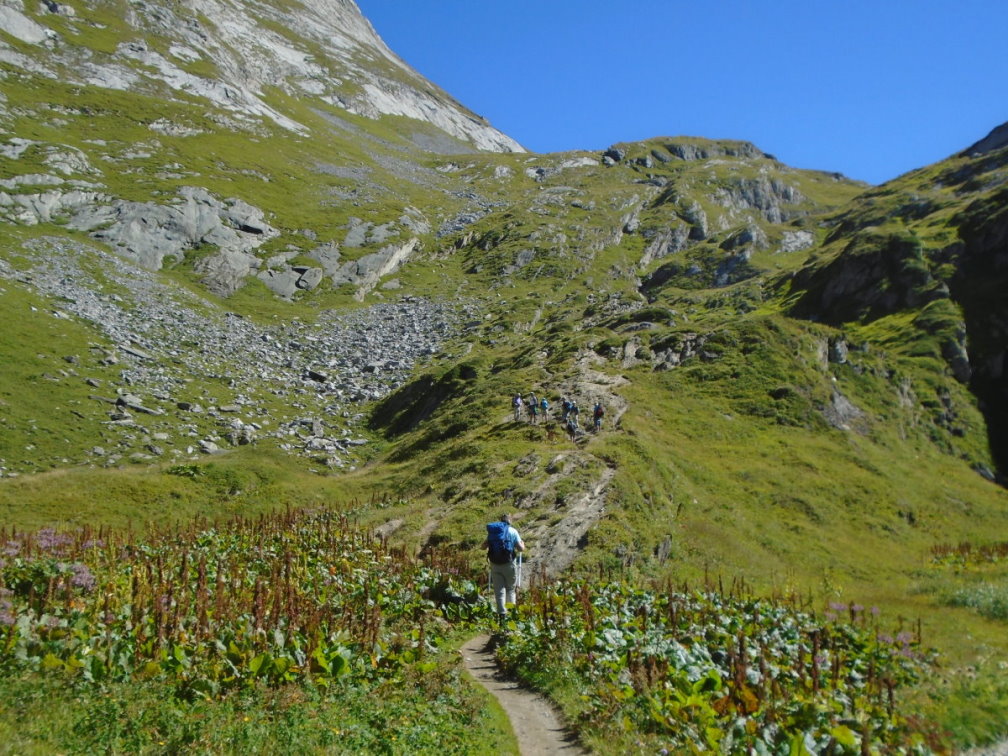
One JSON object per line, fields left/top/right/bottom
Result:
{"left": 486, "top": 521, "right": 516, "bottom": 565}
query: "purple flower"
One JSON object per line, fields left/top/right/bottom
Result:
{"left": 2, "top": 541, "right": 20, "bottom": 557}
{"left": 851, "top": 604, "right": 864, "bottom": 614}
{"left": 82, "top": 539, "right": 106, "bottom": 550}
{"left": 877, "top": 633, "right": 893, "bottom": 644}
{"left": 36, "top": 528, "right": 72, "bottom": 554}
{"left": 69, "top": 563, "right": 97, "bottom": 592}
{"left": 828, "top": 601, "right": 847, "bottom": 612}
{"left": 870, "top": 606, "right": 880, "bottom": 616}
{"left": 0, "top": 595, "right": 14, "bottom": 626}
{"left": 896, "top": 631, "right": 913, "bottom": 645}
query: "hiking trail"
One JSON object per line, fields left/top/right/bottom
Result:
{"left": 456, "top": 347, "right": 625, "bottom": 752}
{"left": 460, "top": 634, "right": 587, "bottom": 755}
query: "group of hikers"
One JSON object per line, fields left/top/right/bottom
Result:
{"left": 511, "top": 391, "right": 605, "bottom": 437}
{"left": 488, "top": 395, "right": 609, "bottom": 622}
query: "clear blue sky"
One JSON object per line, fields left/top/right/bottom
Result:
{"left": 355, "top": 1, "right": 1007, "bottom": 185}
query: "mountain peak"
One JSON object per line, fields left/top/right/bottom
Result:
{"left": 0, "top": 0, "right": 522, "bottom": 152}
{"left": 960, "top": 121, "right": 1008, "bottom": 157}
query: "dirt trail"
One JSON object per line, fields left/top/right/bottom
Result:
{"left": 456, "top": 348, "right": 628, "bottom": 752}
{"left": 460, "top": 635, "right": 587, "bottom": 755}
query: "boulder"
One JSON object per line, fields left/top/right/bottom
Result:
{"left": 258, "top": 268, "right": 300, "bottom": 298}
{"left": 308, "top": 242, "right": 342, "bottom": 277}
{"left": 295, "top": 266, "right": 324, "bottom": 290}
{"left": 195, "top": 248, "right": 260, "bottom": 296}
{"left": 603, "top": 147, "right": 626, "bottom": 163}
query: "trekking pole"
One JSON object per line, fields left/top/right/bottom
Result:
{"left": 516, "top": 553, "right": 523, "bottom": 590}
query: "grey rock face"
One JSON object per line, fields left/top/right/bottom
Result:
{"left": 603, "top": 147, "right": 626, "bottom": 163}
{"left": 68, "top": 187, "right": 277, "bottom": 273}
{"left": 828, "top": 338, "right": 849, "bottom": 364}
{"left": 665, "top": 140, "right": 765, "bottom": 161}
{"left": 330, "top": 238, "right": 418, "bottom": 299}
{"left": 780, "top": 230, "right": 816, "bottom": 253}
{"left": 195, "top": 249, "right": 261, "bottom": 297}
{"left": 0, "top": 4, "right": 54, "bottom": 45}
{"left": 822, "top": 390, "right": 865, "bottom": 431}
{"left": 721, "top": 224, "right": 769, "bottom": 252}
{"left": 309, "top": 242, "right": 343, "bottom": 277}
{"left": 680, "top": 200, "right": 709, "bottom": 240}
{"left": 712, "top": 177, "right": 805, "bottom": 224}
{"left": 638, "top": 224, "right": 691, "bottom": 269}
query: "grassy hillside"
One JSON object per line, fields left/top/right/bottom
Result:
{"left": 2, "top": 0, "right": 1008, "bottom": 747}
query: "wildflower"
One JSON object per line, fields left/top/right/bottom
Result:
{"left": 69, "top": 563, "right": 97, "bottom": 592}
{"left": 828, "top": 601, "right": 847, "bottom": 612}
{"left": 36, "top": 528, "right": 72, "bottom": 554}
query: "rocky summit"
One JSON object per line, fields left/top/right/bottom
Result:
{"left": 1, "top": 3, "right": 1008, "bottom": 749}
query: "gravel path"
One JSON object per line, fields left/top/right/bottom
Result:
{"left": 460, "top": 634, "right": 587, "bottom": 756}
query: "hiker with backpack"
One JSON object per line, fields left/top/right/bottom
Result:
{"left": 539, "top": 395, "right": 550, "bottom": 422}
{"left": 561, "top": 396, "right": 572, "bottom": 422}
{"left": 512, "top": 393, "right": 523, "bottom": 422}
{"left": 593, "top": 401, "right": 604, "bottom": 432}
{"left": 527, "top": 392, "right": 539, "bottom": 425}
{"left": 484, "top": 513, "right": 526, "bottom": 625}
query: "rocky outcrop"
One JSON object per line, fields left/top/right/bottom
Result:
{"left": 663, "top": 140, "right": 768, "bottom": 162}
{"left": 330, "top": 238, "right": 419, "bottom": 300}
{"left": 711, "top": 177, "right": 805, "bottom": 224}
{"left": 720, "top": 224, "right": 769, "bottom": 253}
{"left": 65, "top": 187, "right": 278, "bottom": 273}
{"left": 638, "top": 224, "right": 691, "bottom": 269}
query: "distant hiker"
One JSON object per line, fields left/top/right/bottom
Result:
{"left": 593, "top": 402, "right": 604, "bottom": 432}
{"left": 561, "top": 396, "right": 572, "bottom": 421}
{"left": 527, "top": 393, "right": 539, "bottom": 425}
{"left": 512, "top": 393, "right": 523, "bottom": 422}
{"left": 484, "top": 513, "right": 525, "bottom": 625}
{"left": 570, "top": 401, "right": 580, "bottom": 428}
{"left": 566, "top": 417, "right": 578, "bottom": 443}
{"left": 544, "top": 422, "right": 557, "bottom": 443}
{"left": 539, "top": 396, "right": 550, "bottom": 421}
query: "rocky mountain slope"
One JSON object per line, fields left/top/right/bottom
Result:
{"left": 1, "top": 0, "right": 1007, "bottom": 637}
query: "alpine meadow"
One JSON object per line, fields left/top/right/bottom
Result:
{"left": 0, "top": 1, "right": 1006, "bottom": 753}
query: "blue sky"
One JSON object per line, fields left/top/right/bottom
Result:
{"left": 355, "top": 1, "right": 1007, "bottom": 185}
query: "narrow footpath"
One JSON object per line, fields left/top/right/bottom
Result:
{"left": 460, "top": 635, "right": 587, "bottom": 755}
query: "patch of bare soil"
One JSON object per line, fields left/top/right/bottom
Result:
{"left": 521, "top": 465, "right": 615, "bottom": 578}
{"left": 460, "top": 634, "right": 587, "bottom": 755}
